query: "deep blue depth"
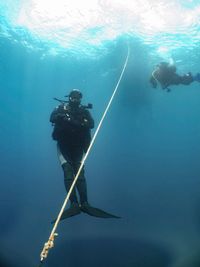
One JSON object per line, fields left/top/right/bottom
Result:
{"left": 0, "top": 35, "right": 200, "bottom": 267}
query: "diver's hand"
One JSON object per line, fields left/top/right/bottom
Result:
{"left": 62, "top": 113, "right": 71, "bottom": 122}
{"left": 65, "top": 116, "right": 89, "bottom": 127}
{"left": 64, "top": 115, "right": 81, "bottom": 126}
{"left": 54, "top": 113, "right": 66, "bottom": 122}
{"left": 80, "top": 118, "right": 90, "bottom": 127}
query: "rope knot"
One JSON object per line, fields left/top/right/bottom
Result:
{"left": 40, "top": 233, "right": 58, "bottom": 262}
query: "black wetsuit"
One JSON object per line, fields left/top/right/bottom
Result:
{"left": 150, "top": 63, "right": 194, "bottom": 89}
{"left": 50, "top": 103, "right": 94, "bottom": 205}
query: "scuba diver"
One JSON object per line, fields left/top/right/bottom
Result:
{"left": 50, "top": 89, "right": 119, "bottom": 221}
{"left": 149, "top": 62, "right": 200, "bottom": 91}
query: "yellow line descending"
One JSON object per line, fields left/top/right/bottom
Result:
{"left": 39, "top": 44, "right": 130, "bottom": 264}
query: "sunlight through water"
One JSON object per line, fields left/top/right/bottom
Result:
{"left": 0, "top": 0, "right": 200, "bottom": 57}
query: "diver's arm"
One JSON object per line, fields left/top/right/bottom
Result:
{"left": 50, "top": 105, "right": 65, "bottom": 123}
{"left": 169, "top": 73, "right": 193, "bottom": 86}
{"left": 81, "top": 110, "right": 94, "bottom": 129}
{"left": 180, "top": 73, "right": 194, "bottom": 85}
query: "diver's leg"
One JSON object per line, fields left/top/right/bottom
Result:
{"left": 50, "top": 144, "right": 81, "bottom": 222}
{"left": 62, "top": 162, "right": 79, "bottom": 204}
{"left": 74, "top": 163, "right": 88, "bottom": 205}
{"left": 57, "top": 143, "right": 78, "bottom": 204}
{"left": 51, "top": 163, "right": 80, "bottom": 223}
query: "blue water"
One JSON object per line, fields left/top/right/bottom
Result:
{"left": 0, "top": 1, "right": 200, "bottom": 267}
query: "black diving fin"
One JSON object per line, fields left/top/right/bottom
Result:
{"left": 51, "top": 204, "right": 81, "bottom": 223}
{"left": 80, "top": 203, "right": 120, "bottom": 219}
{"left": 51, "top": 203, "right": 120, "bottom": 223}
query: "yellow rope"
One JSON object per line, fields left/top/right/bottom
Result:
{"left": 39, "top": 44, "right": 130, "bottom": 263}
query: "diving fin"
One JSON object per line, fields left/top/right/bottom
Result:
{"left": 80, "top": 202, "right": 120, "bottom": 219}
{"left": 51, "top": 203, "right": 81, "bottom": 223}
{"left": 51, "top": 202, "right": 120, "bottom": 223}
{"left": 193, "top": 73, "right": 200, "bottom": 82}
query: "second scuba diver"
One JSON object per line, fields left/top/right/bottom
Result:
{"left": 150, "top": 62, "right": 200, "bottom": 91}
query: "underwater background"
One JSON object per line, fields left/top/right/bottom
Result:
{"left": 0, "top": 0, "right": 200, "bottom": 266}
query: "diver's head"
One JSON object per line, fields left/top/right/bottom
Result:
{"left": 68, "top": 89, "right": 82, "bottom": 107}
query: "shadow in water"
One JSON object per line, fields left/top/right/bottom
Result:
{"left": 45, "top": 237, "right": 173, "bottom": 267}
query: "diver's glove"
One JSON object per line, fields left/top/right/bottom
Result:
{"left": 62, "top": 114, "right": 83, "bottom": 127}
{"left": 64, "top": 115, "right": 90, "bottom": 128}
{"left": 53, "top": 113, "right": 67, "bottom": 123}
{"left": 80, "top": 118, "right": 90, "bottom": 127}
{"left": 57, "top": 112, "right": 79, "bottom": 125}
{"left": 54, "top": 113, "right": 79, "bottom": 125}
